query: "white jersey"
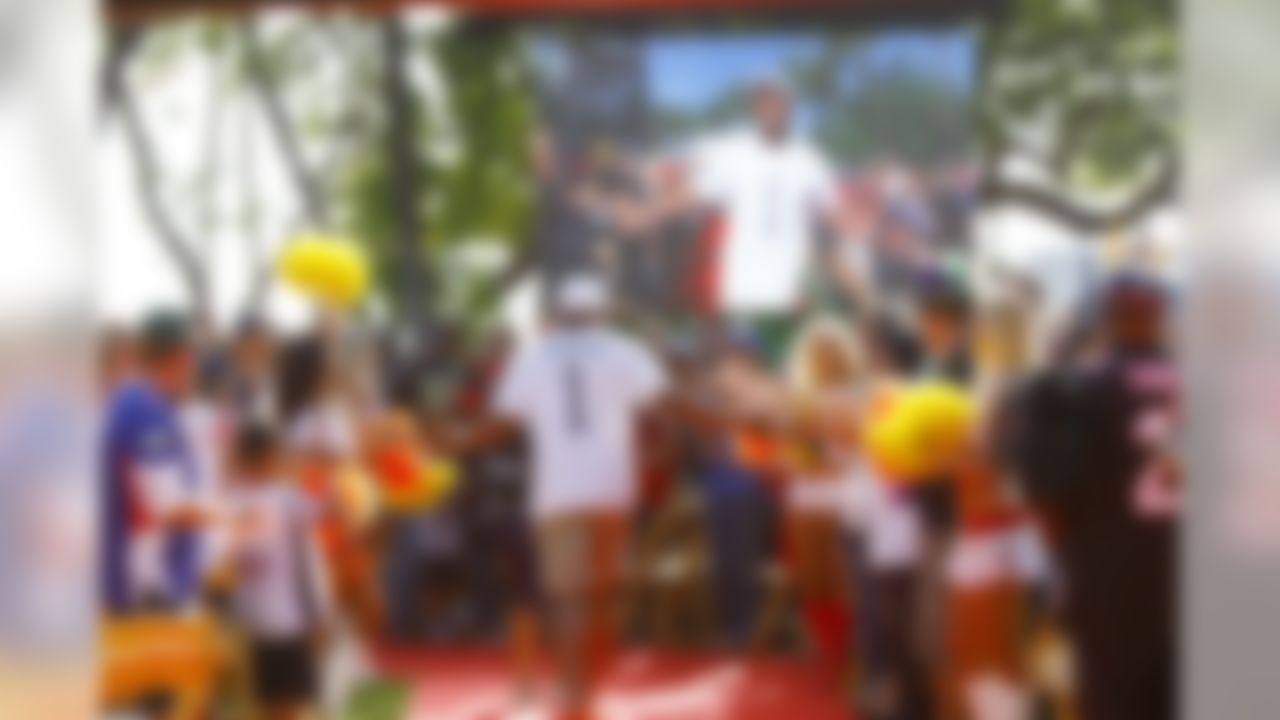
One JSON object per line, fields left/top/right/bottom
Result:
{"left": 494, "top": 326, "right": 668, "bottom": 520}
{"left": 690, "top": 127, "right": 838, "bottom": 313}
{"left": 225, "top": 483, "right": 330, "bottom": 640}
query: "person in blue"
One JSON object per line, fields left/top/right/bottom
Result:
{"left": 690, "top": 326, "right": 781, "bottom": 649}
{"left": 101, "top": 311, "right": 205, "bottom": 614}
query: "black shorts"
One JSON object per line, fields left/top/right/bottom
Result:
{"left": 249, "top": 637, "right": 318, "bottom": 706}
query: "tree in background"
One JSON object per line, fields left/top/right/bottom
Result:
{"left": 103, "top": 2, "right": 1174, "bottom": 325}
{"left": 331, "top": 20, "right": 537, "bottom": 328}
{"left": 650, "top": 33, "right": 975, "bottom": 171}
{"left": 103, "top": 17, "right": 378, "bottom": 318}
{"left": 105, "top": 16, "right": 537, "bottom": 330}
{"left": 980, "top": 0, "right": 1177, "bottom": 233}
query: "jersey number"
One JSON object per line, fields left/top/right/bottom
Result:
{"left": 564, "top": 362, "right": 589, "bottom": 435}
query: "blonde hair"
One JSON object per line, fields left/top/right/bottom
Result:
{"left": 785, "top": 315, "right": 867, "bottom": 398}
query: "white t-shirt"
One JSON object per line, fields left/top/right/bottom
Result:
{"left": 286, "top": 401, "right": 358, "bottom": 459}
{"left": 865, "top": 484, "right": 924, "bottom": 571}
{"left": 690, "top": 127, "right": 839, "bottom": 313}
{"left": 180, "top": 401, "right": 232, "bottom": 575}
{"left": 494, "top": 326, "right": 668, "bottom": 520}
{"left": 225, "top": 483, "right": 331, "bottom": 640}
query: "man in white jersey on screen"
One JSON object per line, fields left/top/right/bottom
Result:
{"left": 675, "top": 73, "right": 847, "bottom": 365}
{"left": 471, "top": 273, "right": 669, "bottom": 717}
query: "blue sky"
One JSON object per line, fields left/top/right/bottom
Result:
{"left": 644, "top": 29, "right": 976, "bottom": 113}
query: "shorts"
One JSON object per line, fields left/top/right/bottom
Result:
{"left": 787, "top": 476, "right": 849, "bottom": 516}
{"left": 535, "top": 513, "right": 628, "bottom": 601}
{"left": 493, "top": 520, "right": 539, "bottom": 606}
{"left": 249, "top": 636, "right": 318, "bottom": 706}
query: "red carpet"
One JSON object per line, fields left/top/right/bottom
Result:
{"left": 376, "top": 646, "right": 851, "bottom": 719}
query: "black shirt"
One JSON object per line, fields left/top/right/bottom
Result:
{"left": 1007, "top": 348, "right": 1177, "bottom": 656}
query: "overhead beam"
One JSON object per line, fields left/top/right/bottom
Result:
{"left": 107, "top": 0, "right": 1001, "bottom": 26}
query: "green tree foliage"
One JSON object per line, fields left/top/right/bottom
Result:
{"left": 341, "top": 22, "right": 537, "bottom": 324}
{"left": 420, "top": 27, "right": 537, "bottom": 256}
{"left": 650, "top": 34, "right": 974, "bottom": 170}
{"left": 981, "top": 0, "right": 1177, "bottom": 231}
{"left": 816, "top": 66, "right": 972, "bottom": 168}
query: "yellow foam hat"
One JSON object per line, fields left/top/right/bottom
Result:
{"left": 278, "top": 233, "right": 370, "bottom": 307}
{"left": 866, "top": 381, "right": 976, "bottom": 483}
{"left": 384, "top": 458, "right": 460, "bottom": 513}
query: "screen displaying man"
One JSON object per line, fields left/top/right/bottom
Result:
{"left": 681, "top": 74, "right": 844, "bottom": 359}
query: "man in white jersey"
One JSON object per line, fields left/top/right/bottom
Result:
{"left": 680, "top": 74, "right": 845, "bottom": 363}
{"left": 483, "top": 273, "right": 668, "bottom": 716}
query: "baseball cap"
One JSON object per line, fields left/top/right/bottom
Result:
{"left": 555, "top": 273, "right": 611, "bottom": 316}
{"left": 138, "top": 309, "right": 191, "bottom": 360}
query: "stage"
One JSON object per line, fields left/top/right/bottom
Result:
{"left": 373, "top": 646, "right": 851, "bottom": 719}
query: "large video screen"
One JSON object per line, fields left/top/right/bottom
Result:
{"left": 99, "top": 8, "right": 978, "bottom": 336}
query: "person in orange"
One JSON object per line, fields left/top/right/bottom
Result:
{"left": 868, "top": 381, "right": 1045, "bottom": 720}
{"left": 779, "top": 318, "right": 869, "bottom": 688}
{"left": 941, "top": 455, "right": 1043, "bottom": 719}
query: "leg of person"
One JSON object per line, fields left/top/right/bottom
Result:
{"left": 845, "top": 529, "right": 874, "bottom": 698}
{"left": 874, "top": 570, "right": 932, "bottom": 720}
{"left": 787, "top": 479, "right": 855, "bottom": 680}
{"left": 249, "top": 637, "right": 319, "bottom": 720}
{"left": 810, "top": 516, "right": 853, "bottom": 685}
{"left": 536, "top": 514, "right": 591, "bottom": 715}
{"left": 946, "top": 582, "right": 1029, "bottom": 720}
{"left": 748, "top": 483, "right": 790, "bottom": 652}
{"left": 913, "top": 530, "right": 950, "bottom": 720}
{"left": 705, "top": 488, "right": 758, "bottom": 647}
{"left": 504, "top": 521, "right": 543, "bottom": 699}
{"left": 791, "top": 511, "right": 841, "bottom": 678}
{"left": 379, "top": 517, "right": 421, "bottom": 641}
{"left": 509, "top": 606, "right": 541, "bottom": 699}
{"left": 585, "top": 512, "right": 630, "bottom": 694}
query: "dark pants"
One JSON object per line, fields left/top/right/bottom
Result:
{"left": 704, "top": 482, "right": 777, "bottom": 648}
{"left": 844, "top": 532, "right": 874, "bottom": 668}
{"left": 381, "top": 512, "right": 463, "bottom": 640}
{"left": 865, "top": 570, "right": 934, "bottom": 720}
{"left": 1076, "top": 628, "right": 1174, "bottom": 720}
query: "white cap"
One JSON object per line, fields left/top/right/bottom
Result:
{"left": 555, "top": 273, "right": 610, "bottom": 315}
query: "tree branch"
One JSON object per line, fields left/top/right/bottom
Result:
{"left": 984, "top": 147, "right": 1178, "bottom": 234}
{"left": 240, "top": 19, "right": 328, "bottom": 226}
{"left": 101, "top": 26, "right": 144, "bottom": 119}
{"left": 109, "top": 27, "right": 209, "bottom": 312}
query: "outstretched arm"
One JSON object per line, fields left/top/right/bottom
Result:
{"left": 439, "top": 414, "right": 521, "bottom": 456}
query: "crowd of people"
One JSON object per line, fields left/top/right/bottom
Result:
{"left": 97, "top": 74, "right": 1177, "bottom": 720}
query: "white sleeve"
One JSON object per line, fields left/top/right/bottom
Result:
{"left": 1010, "top": 521, "right": 1053, "bottom": 584}
{"left": 304, "top": 521, "right": 338, "bottom": 627}
{"left": 135, "top": 461, "right": 190, "bottom": 519}
{"left": 493, "top": 348, "right": 534, "bottom": 420}
{"left": 807, "top": 150, "right": 840, "bottom": 219}
{"left": 688, "top": 136, "right": 727, "bottom": 205}
{"left": 626, "top": 343, "right": 669, "bottom": 407}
